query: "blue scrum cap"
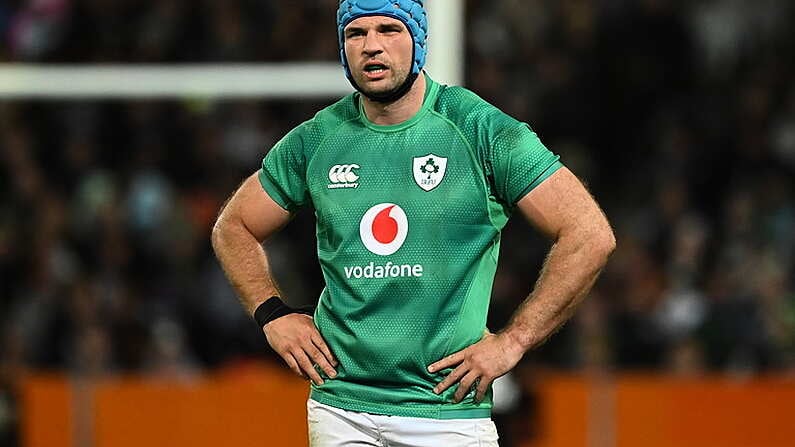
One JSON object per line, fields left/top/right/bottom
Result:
{"left": 337, "top": 0, "right": 428, "bottom": 79}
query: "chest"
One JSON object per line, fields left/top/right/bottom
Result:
{"left": 305, "top": 122, "right": 488, "bottom": 219}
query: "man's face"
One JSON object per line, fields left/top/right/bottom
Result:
{"left": 343, "top": 16, "right": 413, "bottom": 97}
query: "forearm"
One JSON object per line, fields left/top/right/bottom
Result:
{"left": 502, "top": 232, "right": 613, "bottom": 352}
{"left": 429, "top": 169, "right": 614, "bottom": 399}
{"left": 211, "top": 218, "right": 281, "bottom": 316}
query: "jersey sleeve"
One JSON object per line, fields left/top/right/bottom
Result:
{"left": 258, "top": 126, "right": 310, "bottom": 212}
{"left": 488, "top": 122, "right": 563, "bottom": 205}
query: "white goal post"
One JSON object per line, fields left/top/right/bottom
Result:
{"left": 0, "top": 0, "right": 463, "bottom": 99}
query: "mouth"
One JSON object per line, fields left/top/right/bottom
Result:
{"left": 362, "top": 62, "right": 389, "bottom": 79}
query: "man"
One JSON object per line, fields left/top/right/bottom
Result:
{"left": 212, "top": 0, "right": 615, "bottom": 445}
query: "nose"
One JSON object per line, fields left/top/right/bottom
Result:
{"left": 362, "top": 30, "right": 384, "bottom": 56}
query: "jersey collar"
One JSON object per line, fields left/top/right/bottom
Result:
{"left": 357, "top": 73, "right": 440, "bottom": 133}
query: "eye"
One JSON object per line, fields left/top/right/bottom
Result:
{"left": 381, "top": 25, "right": 402, "bottom": 35}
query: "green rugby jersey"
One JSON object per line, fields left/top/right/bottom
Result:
{"left": 258, "top": 74, "right": 562, "bottom": 419}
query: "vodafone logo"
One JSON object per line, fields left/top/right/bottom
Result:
{"left": 347, "top": 204, "right": 422, "bottom": 279}
{"left": 359, "top": 203, "right": 408, "bottom": 256}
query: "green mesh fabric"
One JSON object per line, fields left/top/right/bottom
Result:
{"left": 259, "top": 75, "right": 561, "bottom": 419}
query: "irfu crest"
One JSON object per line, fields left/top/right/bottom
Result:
{"left": 412, "top": 154, "right": 448, "bottom": 192}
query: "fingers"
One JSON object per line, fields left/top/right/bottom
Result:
{"left": 436, "top": 366, "right": 493, "bottom": 403}
{"left": 429, "top": 341, "right": 504, "bottom": 403}
{"left": 284, "top": 353, "right": 307, "bottom": 380}
{"left": 428, "top": 348, "right": 480, "bottom": 403}
{"left": 293, "top": 350, "right": 325, "bottom": 385}
{"left": 474, "top": 375, "right": 491, "bottom": 403}
{"left": 306, "top": 341, "right": 337, "bottom": 379}
{"left": 427, "top": 350, "right": 465, "bottom": 374}
{"left": 312, "top": 332, "right": 339, "bottom": 368}
{"left": 433, "top": 364, "right": 467, "bottom": 395}
{"left": 453, "top": 371, "right": 480, "bottom": 403}
{"left": 265, "top": 314, "right": 340, "bottom": 384}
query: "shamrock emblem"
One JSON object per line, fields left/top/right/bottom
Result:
{"left": 420, "top": 158, "right": 439, "bottom": 177}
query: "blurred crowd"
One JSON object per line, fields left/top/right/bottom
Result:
{"left": 470, "top": 0, "right": 795, "bottom": 375}
{"left": 2, "top": 0, "right": 795, "bottom": 444}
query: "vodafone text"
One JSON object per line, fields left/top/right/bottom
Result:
{"left": 344, "top": 262, "right": 424, "bottom": 279}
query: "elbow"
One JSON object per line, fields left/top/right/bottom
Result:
{"left": 592, "top": 227, "right": 616, "bottom": 264}
{"left": 571, "top": 224, "right": 615, "bottom": 267}
{"left": 210, "top": 216, "right": 227, "bottom": 255}
{"left": 211, "top": 194, "right": 237, "bottom": 254}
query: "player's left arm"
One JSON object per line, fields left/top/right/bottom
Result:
{"left": 428, "top": 167, "right": 615, "bottom": 402}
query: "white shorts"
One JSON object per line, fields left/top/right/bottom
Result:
{"left": 307, "top": 399, "right": 500, "bottom": 447}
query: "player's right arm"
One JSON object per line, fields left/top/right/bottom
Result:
{"left": 211, "top": 173, "right": 337, "bottom": 384}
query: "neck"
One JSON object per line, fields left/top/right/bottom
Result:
{"left": 361, "top": 73, "right": 427, "bottom": 126}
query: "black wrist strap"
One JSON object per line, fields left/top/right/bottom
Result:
{"left": 253, "top": 296, "right": 315, "bottom": 328}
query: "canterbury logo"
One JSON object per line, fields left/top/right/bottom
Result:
{"left": 328, "top": 164, "right": 360, "bottom": 189}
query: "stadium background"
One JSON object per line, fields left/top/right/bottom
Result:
{"left": 1, "top": 0, "right": 794, "bottom": 446}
